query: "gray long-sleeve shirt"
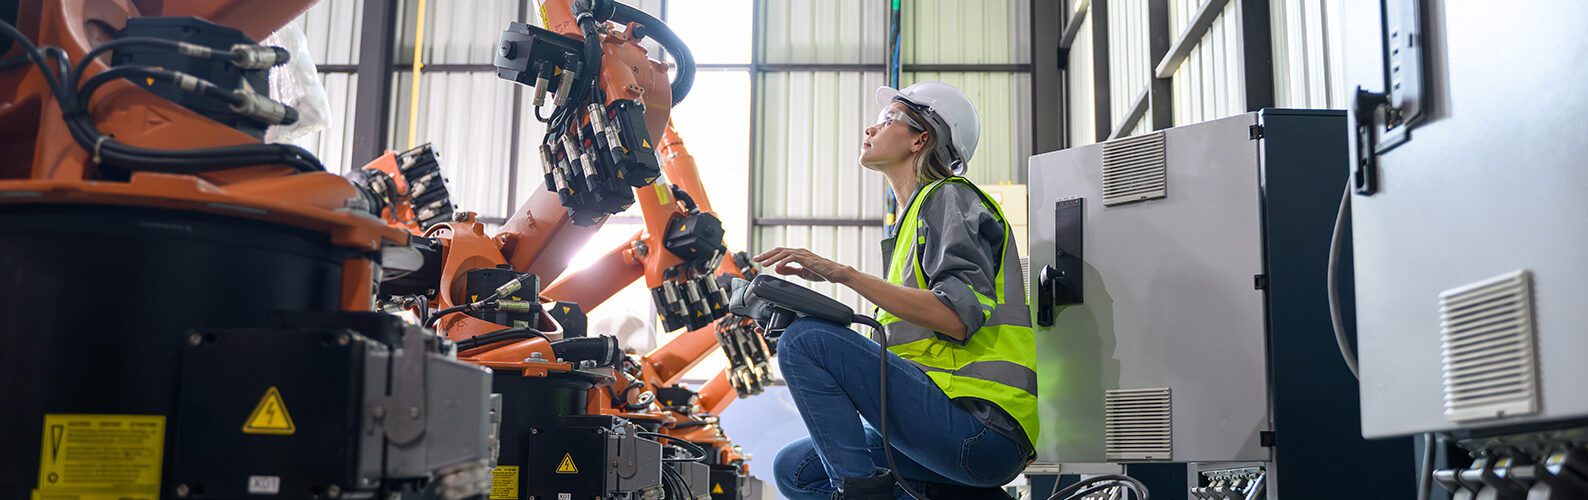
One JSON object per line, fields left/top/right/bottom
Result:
{"left": 880, "top": 180, "right": 1034, "bottom": 454}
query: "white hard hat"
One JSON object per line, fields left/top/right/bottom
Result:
{"left": 875, "top": 81, "right": 980, "bottom": 175}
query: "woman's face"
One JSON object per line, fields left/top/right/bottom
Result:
{"left": 859, "top": 102, "right": 927, "bottom": 171}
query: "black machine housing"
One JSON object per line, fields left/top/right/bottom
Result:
{"left": 174, "top": 313, "right": 494, "bottom": 498}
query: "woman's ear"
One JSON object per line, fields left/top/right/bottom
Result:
{"left": 911, "top": 132, "right": 927, "bottom": 153}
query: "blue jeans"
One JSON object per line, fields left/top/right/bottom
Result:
{"left": 772, "top": 318, "right": 1027, "bottom": 499}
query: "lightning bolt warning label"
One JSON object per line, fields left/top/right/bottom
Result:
{"left": 242, "top": 386, "right": 296, "bottom": 435}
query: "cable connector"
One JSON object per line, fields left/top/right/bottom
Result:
{"left": 229, "top": 91, "right": 299, "bottom": 125}
{"left": 228, "top": 44, "right": 291, "bottom": 69}
{"left": 176, "top": 42, "right": 217, "bottom": 59}
{"left": 495, "top": 300, "right": 537, "bottom": 313}
{"left": 493, "top": 272, "right": 539, "bottom": 299}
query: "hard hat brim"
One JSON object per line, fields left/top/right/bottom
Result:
{"left": 875, "top": 86, "right": 904, "bottom": 111}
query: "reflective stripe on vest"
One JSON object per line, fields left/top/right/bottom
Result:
{"left": 874, "top": 177, "right": 1040, "bottom": 448}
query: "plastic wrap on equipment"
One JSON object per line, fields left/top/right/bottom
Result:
{"left": 263, "top": 25, "right": 330, "bottom": 144}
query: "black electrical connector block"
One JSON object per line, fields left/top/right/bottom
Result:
{"left": 113, "top": 17, "right": 273, "bottom": 138}
{"left": 663, "top": 212, "right": 726, "bottom": 263}
{"left": 604, "top": 99, "right": 660, "bottom": 187}
{"left": 464, "top": 267, "right": 541, "bottom": 328}
{"left": 494, "top": 22, "right": 581, "bottom": 89}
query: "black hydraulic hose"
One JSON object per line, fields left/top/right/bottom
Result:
{"left": 669, "top": 419, "right": 708, "bottom": 430}
{"left": 639, "top": 432, "right": 710, "bottom": 463}
{"left": 610, "top": 2, "right": 695, "bottom": 104}
{"left": 1, "top": 20, "right": 323, "bottom": 174}
{"left": 551, "top": 335, "right": 622, "bottom": 368}
{"left": 0, "top": 53, "right": 28, "bottom": 72}
{"left": 456, "top": 327, "right": 548, "bottom": 352}
{"left": 565, "top": 0, "right": 605, "bottom": 113}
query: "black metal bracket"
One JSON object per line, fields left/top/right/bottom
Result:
{"left": 1037, "top": 198, "right": 1085, "bottom": 327}
{"left": 1353, "top": 0, "right": 1428, "bottom": 196}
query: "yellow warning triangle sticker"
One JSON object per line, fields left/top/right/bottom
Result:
{"left": 562, "top": 306, "right": 572, "bottom": 314}
{"left": 242, "top": 386, "right": 296, "bottom": 435}
{"left": 712, "top": 483, "right": 724, "bottom": 494}
{"left": 555, "top": 453, "right": 579, "bottom": 474}
{"left": 642, "top": 139, "right": 651, "bottom": 148}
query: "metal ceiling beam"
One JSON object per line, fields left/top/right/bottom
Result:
{"left": 1109, "top": 86, "right": 1149, "bottom": 140}
{"left": 1059, "top": 0, "right": 1091, "bottom": 51}
{"left": 1153, "top": 0, "right": 1231, "bottom": 79}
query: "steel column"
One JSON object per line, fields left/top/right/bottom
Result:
{"left": 351, "top": 0, "right": 397, "bottom": 166}
{"left": 1147, "top": 0, "right": 1173, "bottom": 130}
{"left": 1239, "top": 0, "right": 1275, "bottom": 110}
{"left": 1091, "top": 0, "right": 1110, "bottom": 143}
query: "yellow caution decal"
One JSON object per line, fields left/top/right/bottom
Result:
{"left": 562, "top": 306, "right": 572, "bottom": 314}
{"left": 242, "top": 386, "right": 296, "bottom": 435}
{"left": 489, "top": 466, "right": 519, "bottom": 499}
{"left": 34, "top": 414, "right": 165, "bottom": 499}
{"left": 712, "top": 483, "right": 725, "bottom": 494}
{"left": 555, "top": 453, "right": 579, "bottom": 474}
{"left": 642, "top": 139, "right": 651, "bottom": 149}
{"left": 655, "top": 183, "right": 672, "bottom": 205}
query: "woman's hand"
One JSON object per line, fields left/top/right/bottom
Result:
{"left": 753, "top": 247, "right": 854, "bottom": 283}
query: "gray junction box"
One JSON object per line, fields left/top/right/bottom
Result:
{"left": 1027, "top": 110, "right": 1413, "bottom": 498}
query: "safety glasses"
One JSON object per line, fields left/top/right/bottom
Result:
{"left": 873, "top": 107, "right": 924, "bottom": 131}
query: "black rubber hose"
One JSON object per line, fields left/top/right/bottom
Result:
{"left": 456, "top": 327, "right": 548, "bottom": 351}
{"left": 551, "top": 335, "right": 622, "bottom": 368}
{"left": 610, "top": 2, "right": 694, "bottom": 104}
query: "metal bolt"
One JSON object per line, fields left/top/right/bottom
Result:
{"left": 327, "top": 484, "right": 341, "bottom": 497}
{"left": 175, "top": 484, "right": 190, "bottom": 497}
{"left": 529, "top": 352, "right": 544, "bottom": 360}
{"left": 373, "top": 406, "right": 386, "bottom": 418}
{"left": 337, "top": 334, "right": 351, "bottom": 346}
{"left": 454, "top": 212, "right": 469, "bottom": 222}
{"left": 408, "top": 406, "right": 421, "bottom": 419}
{"left": 530, "top": 427, "right": 540, "bottom": 434}
{"left": 187, "top": 333, "right": 202, "bottom": 346}
{"left": 612, "top": 461, "right": 620, "bottom": 469}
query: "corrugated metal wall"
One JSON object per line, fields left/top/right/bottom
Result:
{"left": 1168, "top": 0, "right": 1244, "bottom": 127}
{"left": 902, "top": 0, "right": 1031, "bottom": 64}
{"left": 761, "top": 0, "right": 888, "bottom": 64}
{"left": 754, "top": 70, "right": 887, "bottom": 310}
{"left": 1107, "top": 0, "right": 1151, "bottom": 129}
{"left": 1065, "top": 0, "right": 1346, "bottom": 146}
{"left": 284, "top": 0, "right": 363, "bottom": 175}
{"left": 753, "top": 0, "right": 1033, "bottom": 312}
{"left": 388, "top": 0, "right": 523, "bottom": 221}
{"left": 1271, "top": 0, "right": 1345, "bottom": 109}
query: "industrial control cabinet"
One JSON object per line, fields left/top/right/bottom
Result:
{"left": 1027, "top": 110, "right": 1412, "bottom": 498}
{"left": 1342, "top": 0, "right": 1588, "bottom": 440}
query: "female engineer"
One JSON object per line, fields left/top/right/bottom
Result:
{"left": 756, "top": 81, "right": 1037, "bottom": 500}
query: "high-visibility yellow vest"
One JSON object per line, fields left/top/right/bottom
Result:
{"left": 876, "top": 177, "right": 1039, "bottom": 447}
